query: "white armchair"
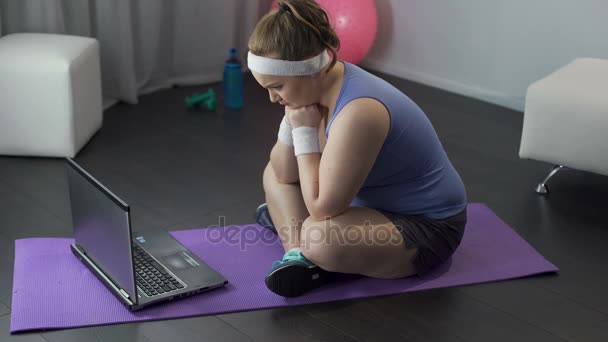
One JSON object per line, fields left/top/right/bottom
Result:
{"left": 519, "top": 58, "right": 608, "bottom": 193}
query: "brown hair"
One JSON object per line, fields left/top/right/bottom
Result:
{"left": 248, "top": 0, "right": 340, "bottom": 74}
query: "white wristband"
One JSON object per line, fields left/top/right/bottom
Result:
{"left": 292, "top": 127, "right": 320, "bottom": 156}
{"left": 277, "top": 116, "right": 293, "bottom": 146}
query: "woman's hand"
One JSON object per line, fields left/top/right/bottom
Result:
{"left": 285, "top": 104, "right": 323, "bottom": 128}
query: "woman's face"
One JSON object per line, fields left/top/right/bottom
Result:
{"left": 252, "top": 72, "right": 318, "bottom": 108}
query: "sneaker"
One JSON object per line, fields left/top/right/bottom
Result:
{"left": 255, "top": 203, "right": 277, "bottom": 234}
{"left": 265, "top": 249, "right": 332, "bottom": 297}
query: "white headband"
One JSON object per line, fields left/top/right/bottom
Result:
{"left": 247, "top": 50, "right": 331, "bottom": 76}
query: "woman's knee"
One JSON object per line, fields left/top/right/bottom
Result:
{"left": 262, "top": 162, "right": 277, "bottom": 194}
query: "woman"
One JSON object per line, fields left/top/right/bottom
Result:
{"left": 250, "top": 0, "right": 467, "bottom": 297}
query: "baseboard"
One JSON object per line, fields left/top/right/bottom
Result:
{"left": 102, "top": 98, "right": 118, "bottom": 110}
{"left": 361, "top": 58, "right": 525, "bottom": 112}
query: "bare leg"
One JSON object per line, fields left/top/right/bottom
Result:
{"left": 300, "top": 206, "right": 418, "bottom": 279}
{"left": 262, "top": 162, "right": 309, "bottom": 253}
{"left": 264, "top": 205, "right": 419, "bottom": 297}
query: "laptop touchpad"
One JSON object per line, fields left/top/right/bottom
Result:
{"left": 162, "top": 252, "right": 200, "bottom": 271}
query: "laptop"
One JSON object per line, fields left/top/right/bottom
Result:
{"left": 65, "top": 158, "right": 228, "bottom": 311}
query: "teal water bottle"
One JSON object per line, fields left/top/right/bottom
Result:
{"left": 223, "top": 48, "right": 243, "bottom": 109}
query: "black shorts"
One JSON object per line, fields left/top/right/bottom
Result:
{"left": 378, "top": 206, "right": 467, "bottom": 276}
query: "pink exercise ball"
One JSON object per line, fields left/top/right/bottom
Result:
{"left": 269, "top": 0, "right": 378, "bottom": 65}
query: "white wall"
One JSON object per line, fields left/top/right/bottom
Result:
{"left": 361, "top": 0, "right": 608, "bottom": 111}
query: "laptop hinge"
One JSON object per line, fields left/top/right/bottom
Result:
{"left": 119, "top": 288, "right": 130, "bottom": 299}
{"left": 71, "top": 244, "right": 135, "bottom": 306}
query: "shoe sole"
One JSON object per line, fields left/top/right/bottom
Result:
{"left": 265, "top": 263, "right": 331, "bottom": 297}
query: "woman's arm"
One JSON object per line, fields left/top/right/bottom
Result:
{"left": 270, "top": 114, "right": 327, "bottom": 184}
{"left": 297, "top": 99, "right": 389, "bottom": 220}
{"left": 270, "top": 140, "right": 299, "bottom": 184}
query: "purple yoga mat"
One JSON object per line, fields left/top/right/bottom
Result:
{"left": 10, "top": 203, "right": 558, "bottom": 333}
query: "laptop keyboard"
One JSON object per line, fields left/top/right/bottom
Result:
{"left": 133, "top": 245, "right": 185, "bottom": 297}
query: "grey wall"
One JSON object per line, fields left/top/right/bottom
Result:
{"left": 361, "top": 0, "right": 608, "bottom": 111}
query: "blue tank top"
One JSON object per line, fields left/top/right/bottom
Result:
{"left": 326, "top": 62, "right": 467, "bottom": 219}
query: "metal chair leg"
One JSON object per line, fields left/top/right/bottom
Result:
{"left": 535, "top": 165, "right": 567, "bottom": 194}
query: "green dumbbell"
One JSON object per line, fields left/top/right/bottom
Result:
{"left": 185, "top": 88, "right": 217, "bottom": 111}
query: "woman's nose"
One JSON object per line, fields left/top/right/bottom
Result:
{"left": 268, "top": 90, "right": 280, "bottom": 103}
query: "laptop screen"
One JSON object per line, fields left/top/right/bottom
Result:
{"left": 66, "top": 159, "right": 138, "bottom": 302}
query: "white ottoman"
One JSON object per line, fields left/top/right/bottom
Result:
{"left": 519, "top": 58, "right": 608, "bottom": 193}
{"left": 0, "top": 33, "right": 103, "bottom": 158}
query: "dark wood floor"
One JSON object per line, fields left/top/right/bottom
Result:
{"left": 1, "top": 67, "right": 608, "bottom": 342}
